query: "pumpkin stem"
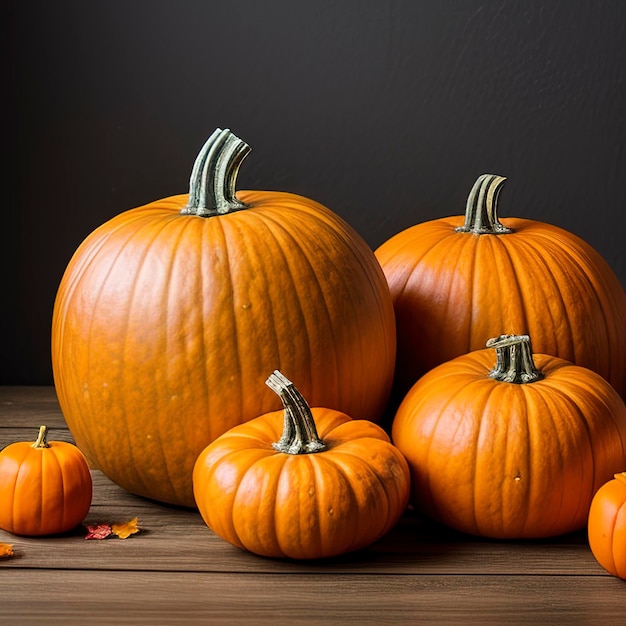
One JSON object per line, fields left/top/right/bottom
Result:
{"left": 455, "top": 174, "right": 513, "bottom": 235}
{"left": 31, "top": 425, "right": 50, "bottom": 449}
{"left": 615, "top": 472, "right": 626, "bottom": 486}
{"left": 266, "top": 371, "right": 326, "bottom": 455}
{"left": 181, "top": 128, "right": 251, "bottom": 217}
{"left": 487, "top": 334, "right": 544, "bottom": 384}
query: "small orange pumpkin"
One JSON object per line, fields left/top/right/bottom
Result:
{"left": 51, "top": 128, "right": 396, "bottom": 507}
{"left": 375, "top": 174, "right": 626, "bottom": 400}
{"left": 391, "top": 334, "right": 626, "bottom": 539}
{"left": 193, "top": 371, "right": 410, "bottom": 559}
{"left": 0, "top": 426, "right": 93, "bottom": 536}
{"left": 588, "top": 472, "right": 626, "bottom": 579}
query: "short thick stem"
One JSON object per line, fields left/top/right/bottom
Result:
{"left": 455, "top": 174, "right": 513, "bottom": 235}
{"left": 181, "top": 128, "right": 250, "bottom": 217}
{"left": 615, "top": 472, "right": 626, "bottom": 487}
{"left": 31, "top": 425, "right": 50, "bottom": 449}
{"left": 266, "top": 371, "right": 326, "bottom": 455}
{"left": 487, "top": 334, "right": 544, "bottom": 384}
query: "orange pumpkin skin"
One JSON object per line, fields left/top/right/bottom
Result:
{"left": 51, "top": 130, "right": 396, "bottom": 508}
{"left": 193, "top": 373, "right": 410, "bottom": 559}
{"left": 0, "top": 426, "right": 93, "bottom": 536}
{"left": 375, "top": 175, "right": 626, "bottom": 399}
{"left": 588, "top": 472, "right": 626, "bottom": 579}
{"left": 391, "top": 337, "right": 626, "bottom": 539}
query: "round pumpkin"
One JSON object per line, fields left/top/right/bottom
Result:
{"left": 51, "top": 128, "right": 396, "bottom": 507}
{"left": 391, "top": 334, "right": 626, "bottom": 539}
{"left": 588, "top": 472, "right": 626, "bottom": 579}
{"left": 0, "top": 426, "right": 93, "bottom": 536}
{"left": 375, "top": 174, "right": 626, "bottom": 400}
{"left": 193, "top": 370, "right": 410, "bottom": 559}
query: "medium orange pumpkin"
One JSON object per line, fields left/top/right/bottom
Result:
{"left": 0, "top": 426, "right": 93, "bottom": 536}
{"left": 51, "top": 128, "right": 396, "bottom": 507}
{"left": 588, "top": 472, "right": 626, "bottom": 579}
{"left": 375, "top": 174, "right": 626, "bottom": 399}
{"left": 193, "top": 371, "right": 410, "bottom": 559}
{"left": 391, "top": 334, "right": 626, "bottom": 539}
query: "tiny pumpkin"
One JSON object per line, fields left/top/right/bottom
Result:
{"left": 375, "top": 174, "right": 626, "bottom": 400}
{"left": 391, "top": 334, "right": 626, "bottom": 539}
{"left": 0, "top": 426, "right": 93, "bottom": 536}
{"left": 193, "top": 371, "right": 410, "bottom": 559}
{"left": 51, "top": 128, "right": 396, "bottom": 507}
{"left": 588, "top": 472, "right": 626, "bottom": 580}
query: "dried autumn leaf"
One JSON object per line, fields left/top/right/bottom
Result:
{"left": 111, "top": 517, "right": 140, "bottom": 539}
{"left": 85, "top": 523, "right": 112, "bottom": 540}
{"left": 0, "top": 542, "right": 14, "bottom": 557}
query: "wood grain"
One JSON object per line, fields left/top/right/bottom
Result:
{"left": 0, "top": 387, "right": 623, "bottom": 624}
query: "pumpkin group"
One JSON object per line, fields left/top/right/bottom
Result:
{"left": 193, "top": 371, "right": 410, "bottom": 559}
{"left": 375, "top": 174, "right": 626, "bottom": 399}
{"left": 0, "top": 426, "right": 93, "bottom": 536}
{"left": 588, "top": 472, "right": 626, "bottom": 579}
{"left": 391, "top": 334, "right": 626, "bottom": 539}
{"left": 51, "top": 129, "right": 396, "bottom": 507}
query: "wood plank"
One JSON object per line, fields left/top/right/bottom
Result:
{"left": 0, "top": 472, "right": 604, "bottom": 577}
{"left": 1, "top": 570, "right": 624, "bottom": 625}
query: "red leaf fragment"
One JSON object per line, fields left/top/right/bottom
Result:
{"left": 85, "top": 523, "right": 112, "bottom": 540}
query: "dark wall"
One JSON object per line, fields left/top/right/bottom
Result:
{"left": 3, "top": 1, "right": 625, "bottom": 384}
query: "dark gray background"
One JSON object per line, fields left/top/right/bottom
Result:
{"left": 3, "top": 1, "right": 625, "bottom": 384}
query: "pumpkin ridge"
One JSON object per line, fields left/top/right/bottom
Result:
{"left": 483, "top": 235, "right": 529, "bottom": 344}
{"left": 159, "top": 216, "right": 210, "bottom": 496}
{"left": 502, "top": 234, "right": 577, "bottom": 358}
{"left": 73, "top": 214, "right": 175, "bottom": 492}
{"left": 45, "top": 447, "right": 65, "bottom": 534}
{"left": 322, "top": 443, "right": 396, "bottom": 536}
{"left": 310, "top": 453, "right": 364, "bottom": 555}
{"left": 469, "top": 381, "right": 507, "bottom": 536}
{"left": 429, "top": 230, "right": 476, "bottom": 356}
{"left": 250, "top": 208, "right": 361, "bottom": 409}
{"left": 539, "top": 367, "right": 626, "bottom": 454}
{"left": 116, "top": 217, "right": 184, "bottom": 499}
{"left": 236, "top": 209, "right": 318, "bottom": 403}
{"left": 534, "top": 372, "right": 606, "bottom": 533}
{"left": 521, "top": 383, "right": 569, "bottom": 537}
{"left": 527, "top": 230, "right": 624, "bottom": 383}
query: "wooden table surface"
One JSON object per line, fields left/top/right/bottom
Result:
{"left": 1, "top": 386, "right": 624, "bottom": 625}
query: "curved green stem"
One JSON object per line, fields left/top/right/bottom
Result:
{"left": 455, "top": 174, "right": 513, "bottom": 235}
{"left": 266, "top": 371, "right": 326, "bottom": 455}
{"left": 31, "top": 425, "right": 50, "bottom": 449}
{"left": 181, "top": 128, "right": 251, "bottom": 217}
{"left": 487, "top": 334, "right": 544, "bottom": 384}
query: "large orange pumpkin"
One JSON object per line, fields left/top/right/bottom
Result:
{"left": 0, "top": 426, "right": 93, "bottom": 536}
{"left": 51, "top": 128, "right": 396, "bottom": 507}
{"left": 193, "top": 371, "right": 410, "bottom": 559}
{"left": 375, "top": 174, "right": 626, "bottom": 399}
{"left": 391, "top": 334, "right": 626, "bottom": 539}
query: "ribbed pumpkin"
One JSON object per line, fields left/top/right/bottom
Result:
{"left": 391, "top": 334, "right": 626, "bottom": 539}
{"left": 375, "top": 174, "right": 626, "bottom": 399}
{"left": 588, "top": 472, "right": 626, "bottom": 579}
{"left": 193, "top": 371, "right": 410, "bottom": 559}
{"left": 0, "top": 426, "right": 93, "bottom": 536}
{"left": 51, "top": 128, "right": 396, "bottom": 507}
